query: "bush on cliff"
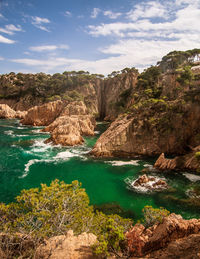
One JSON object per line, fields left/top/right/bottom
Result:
{"left": 0, "top": 180, "right": 132, "bottom": 257}
{"left": 142, "top": 205, "right": 170, "bottom": 227}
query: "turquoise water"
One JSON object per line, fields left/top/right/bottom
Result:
{"left": 0, "top": 119, "right": 200, "bottom": 220}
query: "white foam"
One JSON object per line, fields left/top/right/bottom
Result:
{"left": 106, "top": 160, "right": 140, "bottom": 166}
{"left": 4, "top": 130, "right": 14, "bottom": 136}
{"left": 143, "top": 163, "right": 152, "bottom": 168}
{"left": 183, "top": 173, "right": 200, "bottom": 182}
{"left": 55, "top": 151, "right": 78, "bottom": 160}
{"left": 20, "top": 158, "right": 53, "bottom": 178}
{"left": 125, "top": 175, "right": 167, "bottom": 193}
{"left": 31, "top": 139, "right": 53, "bottom": 153}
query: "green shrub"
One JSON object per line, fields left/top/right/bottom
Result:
{"left": 0, "top": 180, "right": 132, "bottom": 257}
{"left": 142, "top": 206, "right": 170, "bottom": 227}
{"left": 195, "top": 152, "right": 200, "bottom": 159}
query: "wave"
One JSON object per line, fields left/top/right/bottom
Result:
{"left": 183, "top": 173, "right": 200, "bottom": 182}
{"left": 4, "top": 130, "right": 14, "bottom": 136}
{"left": 55, "top": 150, "right": 78, "bottom": 160}
{"left": 20, "top": 158, "right": 54, "bottom": 178}
{"left": 105, "top": 160, "right": 140, "bottom": 166}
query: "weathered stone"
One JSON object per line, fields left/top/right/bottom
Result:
{"left": 126, "top": 213, "right": 200, "bottom": 258}
{"left": 35, "top": 230, "right": 98, "bottom": 259}
{"left": 0, "top": 104, "right": 16, "bottom": 118}
{"left": 21, "top": 100, "right": 64, "bottom": 126}
{"left": 43, "top": 102, "right": 95, "bottom": 146}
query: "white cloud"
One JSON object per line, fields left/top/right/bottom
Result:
{"left": 65, "top": 11, "right": 72, "bottom": 17}
{"left": 0, "top": 24, "right": 22, "bottom": 35}
{"left": 91, "top": 8, "right": 101, "bottom": 18}
{"left": 31, "top": 16, "right": 50, "bottom": 32}
{"left": 0, "top": 34, "right": 15, "bottom": 44}
{"left": 29, "top": 44, "right": 69, "bottom": 52}
{"left": 103, "top": 10, "right": 122, "bottom": 19}
{"left": 127, "top": 1, "right": 168, "bottom": 21}
{"left": 0, "top": 56, "right": 4, "bottom": 60}
{"left": 0, "top": 14, "right": 4, "bottom": 19}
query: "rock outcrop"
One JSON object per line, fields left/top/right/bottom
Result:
{"left": 21, "top": 100, "right": 64, "bottom": 126}
{"left": 43, "top": 101, "right": 95, "bottom": 146}
{"left": 131, "top": 174, "right": 168, "bottom": 192}
{"left": 92, "top": 101, "right": 200, "bottom": 158}
{"left": 0, "top": 104, "right": 16, "bottom": 118}
{"left": 126, "top": 213, "right": 200, "bottom": 258}
{"left": 154, "top": 149, "right": 200, "bottom": 171}
{"left": 35, "top": 230, "right": 98, "bottom": 259}
{"left": 0, "top": 104, "right": 27, "bottom": 119}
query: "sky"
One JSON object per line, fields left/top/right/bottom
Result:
{"left": 0, "top": 0, "right": 200, "bottom": 75}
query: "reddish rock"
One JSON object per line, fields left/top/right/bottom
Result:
{"left": 154, "top": 151, "right": 200, "bottom": 172}
{"left": 126, "top": 213, "right": 200, "bottom": 257}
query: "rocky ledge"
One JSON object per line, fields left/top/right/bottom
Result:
{"left": 130, "top": 174, "right": 168, "bottom": 192}
{"left": 154, "top": 148, "right": 200, "bottom": 172}
{"left": 21, "top": 100, "right": 64, "bottom": 126}
{"left": 0, "top": 104, "right": 27, "bottom": 119}
{"left": 126, "top": 213, "right": 200, "bottom": 258}
{"left": 35, "top": 230, "right": 98, "bottom": 259}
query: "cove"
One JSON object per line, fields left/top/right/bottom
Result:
{"left": 0, "top": 119, "right": 200, "bottom": 221}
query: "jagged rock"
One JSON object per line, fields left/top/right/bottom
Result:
{"left": 43, "top": 101, "right": 95, "bottom": 146}
{"left": 131, "top": 174, "right": 168, "bottom": 192}
{"left": 0, "top": 104, "right": 16, "bottom": 118}
{"left": 21, "top": 100, "right": 64, "bottom": 126}
{"left": 148, "top": 234, "right": 200, "bottom": 259}
{"left": 154, "top": 150, "right": 200, "bottom": 172}
{"left": 126, "top": 213, "right": 200, "bottom": 257}
{"left": 35, "top": 230, "right": 98, "bottom": 259}
{"left": 15, "top": 110, "right": 27, "bottom": 119}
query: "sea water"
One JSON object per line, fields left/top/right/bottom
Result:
{"left": 0, "top": 119, "right": 200, "bottom": 220}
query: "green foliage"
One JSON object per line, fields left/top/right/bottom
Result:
{"left": 0, "top": 180, "right": 132, "bottom": 257}
{"left": 136, "top": 66, "right": 162, "bottom": 99}
{"left": 142, "top": 206, "right": 170, "bottom": 227}
{"left": 176, "top": 66, "right": 193, "bottom": 85}
{"left": 195, "top": 152, "right": 200, "bottom": 160}
{"left": 158, "top": 48, "right": 200, "bottom": 72}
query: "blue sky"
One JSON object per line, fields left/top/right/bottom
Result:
{"left": 0, "top": 0, "right": 200, "bottom": 75}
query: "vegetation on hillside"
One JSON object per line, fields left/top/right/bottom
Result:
{"left": 0, "top": 180, "right": 132, "bottom": 257}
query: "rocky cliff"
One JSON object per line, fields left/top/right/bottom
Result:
{"left": 92, "top": 51, "right": 200, "bottom": 162}
{"left": 126, "top": 213, "right": 200, "bottom": 258}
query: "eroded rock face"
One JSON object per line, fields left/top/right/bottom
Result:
{"left": 0, "top": 104, "right": 17, "bottom": 119}
{"left": 21, "top": 100, "right": 64, "bottom": 126}
{"left": 43, "top": 101, "right": 95, "bottom": 146}
{"left": 126, "top": 213, "right": 200, "bottom": 258}
{"left": 154, "top": 150, "right": 200, "bottom": 171}
{"left": 92, "top": 101, "right": 200, "bottom": 158}
{"left": 35, "top": 230, "right": 98, "bottom": 259}
{"left": 0, "top": 104, "right": 27, "bottom": 119}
